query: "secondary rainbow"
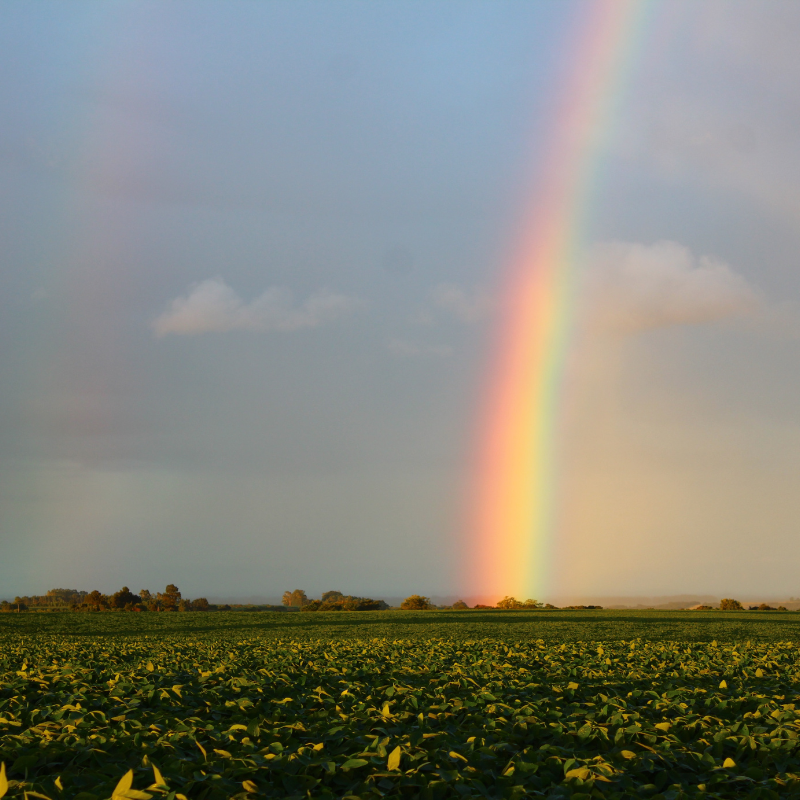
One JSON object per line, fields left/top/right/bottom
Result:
{"left": 470, "top": 1, "right": 649, "bottom": 601}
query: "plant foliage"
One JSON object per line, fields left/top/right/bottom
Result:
{"left": 2, "top": 611, "right": 800, "bottom": 798}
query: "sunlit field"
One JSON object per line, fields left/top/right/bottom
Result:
{"left": 2, "top": 611, "right": 800, "bottom": 799}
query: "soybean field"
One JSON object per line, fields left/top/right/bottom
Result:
{"left": 2, "top": 611, "right": 800, "bottom": 799}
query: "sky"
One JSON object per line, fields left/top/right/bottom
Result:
{"left": 2, "top": 1, "right": 800, "bottom": 602}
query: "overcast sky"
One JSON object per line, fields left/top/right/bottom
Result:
{"left": 3, "top": 1, "right": 800, "bottom": 602}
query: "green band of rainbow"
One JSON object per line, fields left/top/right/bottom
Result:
{"left": 470, "top": 0, "right": 650, "bottom": 600}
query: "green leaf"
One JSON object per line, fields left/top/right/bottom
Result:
{"left": 113, "top": 770, "right": 134, "bottom": 799}
{"left": 341, "top": 759, "right": 369, "bottom": 769}
{"left": 387, "top": 746, "right": 402, "bottom": 771}
{"left": 151, "top": 764, "right": 167, "bottom": 789}
{"left": 111, "top": 770, "right": 152, "bottom": 800}
{"left": 565, "top": 767, "right": 591, "bottom": 780}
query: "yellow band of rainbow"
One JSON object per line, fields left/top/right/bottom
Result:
{"left": 470, "top": 0, "right": 651, "bottom": 600}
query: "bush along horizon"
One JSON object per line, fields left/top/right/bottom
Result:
{"left": 0, "top": 586, "right": 211, "bottom": 613}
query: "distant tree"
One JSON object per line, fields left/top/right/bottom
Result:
{"left": 139, "top": 589, "right": 152, "bottom": 604}
{"left": 282, "top": 589, "right": 309, "bottom": 608}
{"left": 87, "top": 590, "right": 108, "bottom": 609}
{"left": 293, "top": 589, "right": 309, "bottom": 607}
{"left": 321, "top": 590, "right": 344, "bottom": 603}
{"left": 473, "top": 604, "right": 494, "bottom": 609}
{"left": 352, "top": 597, "right": 387, "bottom": 610}
{"left": 496, "top": 596, "right": 524, "bottom": 610}
{"left": 758, "top": 603, "right": 775, "bottom": 611}
{"left": 401, "top": 595, "right": 433, "bottom": 610}
{"left": 111, "top": 587, "right": 141, "bottom": 609}
{"left": 192, "top": 597, "right": 210, "bottom": 611}
{"left": 302, "top": 596, "right": 388, "bottom": 612}
{"left": 521, "top": 598, "right": 541, "bottom": 609}
{"left": 452, "top": 600, "right": 469, "bottom": 610}
{"left": 158, "top": 584, "right": 181, "bottom": 611}
{"left": 46, "top": 588, "right": 82, "bottom": 607}
{"left": 720, "top": 598, "right": 743, "bottom": 611}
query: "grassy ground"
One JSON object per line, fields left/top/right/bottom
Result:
{"left": 2, "top": 611, "right": 800, "bottom": 799}
{"left": 1, "top": 608, "right": 800, "bottom": 642}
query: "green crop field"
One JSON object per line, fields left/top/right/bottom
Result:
{"left": 2, "top": 610, "right": 800, "bottom": 799}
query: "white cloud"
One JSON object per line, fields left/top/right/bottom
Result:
{"left": 584, "top": 241, "right": 759, "bottom": 334}
{"left": 387, "top": 338, "right": 453, "bottom": 358}
{"left": 153, "top": 278, "right": 360, "bottom": 336}
{"left": 429, "top": 283, "right": 494, "bottom": 323}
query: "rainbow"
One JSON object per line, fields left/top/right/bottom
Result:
{"left": 470, "top": 1, "right": 650, "bottom": 601}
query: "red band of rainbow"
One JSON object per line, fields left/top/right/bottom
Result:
{"left": 469, "top": 0, "right": 650, "bottom": 600}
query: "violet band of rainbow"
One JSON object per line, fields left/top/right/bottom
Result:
{"left": 470, "top": 0, "right": 651, "bottom": 600}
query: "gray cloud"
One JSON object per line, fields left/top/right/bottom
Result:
{"left": 615, "top": 2, "right": 800, "bottom": 228}
{"left": 153, "top": 278, "right": 360, "bottom": 336}
{"left": 419, "top": 283, "right": 495, "bottom": 324}
{"left": 387, "top": 338, "right": 453, "bottom": 358}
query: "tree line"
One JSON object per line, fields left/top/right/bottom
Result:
{"left": 1, "top": 586, "right": 211, "bottom": 612}
{"left": 3, "top": 589, "right": 793, "bottom": 614}
{"left": 281, "top": 592, "right": 602, "bottom": 611}
{"left": 5, "top": 589, "right": 591, "bottom": 612}
{"left": 708, "top": 599, "right": 788, "bottom": 611}
{"left": 282, "top": 590, "right": 389, "bottom": 611}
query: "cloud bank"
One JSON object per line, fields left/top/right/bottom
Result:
{"left": 153, "top": 279, "right": 360, "bottom": 336}
{"left": 584, "top": 240, "right": 759, "bottom": 334}
{"left": 429, "top": 283, "right": 494, "bottom": 323}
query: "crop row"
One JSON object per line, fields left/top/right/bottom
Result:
{"left": 2, "top": 635, "right": 800, "bottom": 798}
